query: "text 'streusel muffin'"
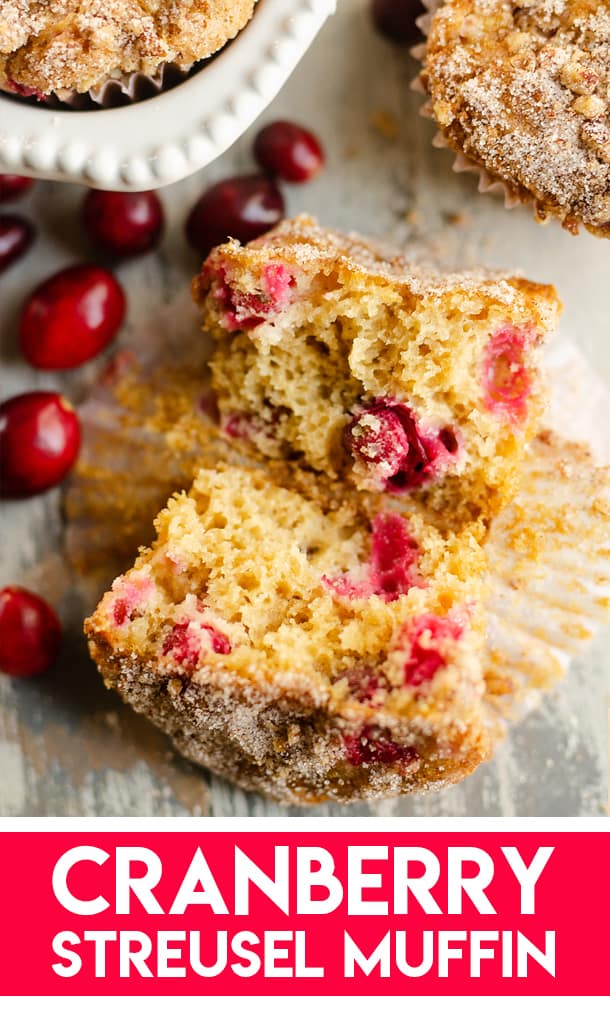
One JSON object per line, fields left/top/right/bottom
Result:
{"left": 0, "top": 0, "right": 256, "bottom": 99}
{"left": 421, "top": 0, "right": 610, "bottom": 237}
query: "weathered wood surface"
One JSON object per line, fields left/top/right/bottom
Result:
{"left": 1, "top": 0, "right": 609, "bottom": 817}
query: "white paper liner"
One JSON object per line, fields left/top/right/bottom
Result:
{"left": 62, "top": 301, "right": 610, "bottom": 735}
{"left": 412, "top": 0, "right": 554, "bottom": 219}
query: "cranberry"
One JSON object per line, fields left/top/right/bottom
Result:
{"left": 19, "top": 264, "right": 126, "bottom": 370}
{"left": 346, "top": 400, "right": 457, "bottom": 493}
{"left": 163, "top": 619, "right": 231, "bottom": 668}
{"left": 0, "top": 174, "right": 34, "bottom": 203}
{"left": 0, "top": 586, "right": 61, "bottom": 678}
{"left": 186, "top": 174, "right": 285, "bottom": 258}
{"left": 370, "top": 512, "right": 420, "bottom": 600}
{"left": 323, "top": 512, "right": 421, "bottom": 602}
{"left": 0, "top": 391, "right": 81, "bottom": 498}
{"left": 0, "top": 214, "right": 35, "bottom": 273}
{"left": 371, "top": 0, "right": 425, "bottom": 44}
{"left": 82, "top": 189, "right": 164, "bottom": 258}
{"left": 344, "top": 727, "right": 418, "bottom": 767}
{"left": 403, "top": 614, "right": 463, "bottom": 688}
{"left": 254, "top": 121, "right": 325, "bottom": 183}
{"left": 482, "top": 325, "right": 533, "bottom": 425}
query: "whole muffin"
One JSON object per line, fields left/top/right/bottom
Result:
{"left": 0, "top": 0, "right": 256, "bottom": 100}
{"left": 421, "top": 0, "right": 610, "bottom": 237}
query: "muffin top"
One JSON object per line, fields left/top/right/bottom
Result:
{"left": 422, "top": 0, "right": 610, "bottom": 237}
{"left": 0, "top": 0, "right": 256, "bottom": 97}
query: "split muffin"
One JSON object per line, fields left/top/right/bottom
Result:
{"left": 195, "top": 215, "right": 561, "bottom": 530}
{"left": 85, "top": 462, "right": 492, "bottom": 804}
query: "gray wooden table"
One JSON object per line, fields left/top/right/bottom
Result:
{"left": 1, "top": 0, "right": 609, "bottom": 817}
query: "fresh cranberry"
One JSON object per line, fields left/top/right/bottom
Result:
{"left": 19, "top": 264, "right": 126, "bottom": 370}
{"left": 0, "top": 586, "right": 61, "bottom": 677}
{"left": 344, "top": 727, "right": 418, "bottom": 767}
{"left": 371, "top": 0, "right": 425, "bottom": 44}
{"left": 0, "top": 175, "right": 34, "bottom": 203}
{"left": 254, "top": 121, "right": 325, "bottom": 183}
{"left": 186, "top": 174, "right": 285, "bottom": 258}
{"left": 82, "top": 189, "right": 164, "bottom": 258}
{"left": 0, "top": 391, "right": 81, "bottom": 498}
{"left": 0, "top": 214, "right": 35, "bottom": 273}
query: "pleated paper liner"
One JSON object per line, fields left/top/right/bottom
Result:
{"left": 63, "top": 306, "right": 610, "bottom": 729}
{"left": 412, "top": 0, "right": 555, "bottom": 221}
{"left": 53, "top": 62, "right": 195, "bottom": 110}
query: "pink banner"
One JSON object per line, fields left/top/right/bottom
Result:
{"left": 0, "top": 832, "right": 607, "bottom": 995}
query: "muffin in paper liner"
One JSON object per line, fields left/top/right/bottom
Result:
{"left": 0, "top": 1, "right": 256, "bottom": 110}
{"left": 412, "top": 1, "right": 610, "bottom": 231}
{"left": 410, "top": 2, "right": 518, "bottom": 214}
{"left": 62, "top": 295, "right": 610, "bottom": 748}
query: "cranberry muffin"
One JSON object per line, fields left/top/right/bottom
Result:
{"left": 0, "top": 0, "right": 256, "bottom": 99}
{"left": 195, "top": 215, "right": 561, "bottom": 531}
{"left": 86, "top": 462, "right": 492, "bottom": 804}
{"left": 421, "top": 0, "right": 610, "bottom": 237}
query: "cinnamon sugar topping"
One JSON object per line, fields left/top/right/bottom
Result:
{"left": 0, "top": 1, "right": 256, "bottom": 97}
{"left": 422, "top": 1, "right": 610, "bottom": 237}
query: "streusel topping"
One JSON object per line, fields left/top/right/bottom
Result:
{"left": 422, "top": 0, "right": 610, "bottom": 237}
{"left": 0, "top": 1, "right": 256, "bottom": 96}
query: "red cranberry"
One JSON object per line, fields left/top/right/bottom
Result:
{"left": 344, "top": 727, "right": 418, "bottom": 767}
{"left": 254, "top": 121, "right": 325, "bottom": 183}
{"left": 19, "top": 264, "right": 126, "bottom": 370}
{"left": 0, "top": 391, "right": 81, "bottom": 498}
{"left": 0, "top": 174, "right": 34, "bottom": 203}
{"left": 0, "top": 586, "right": 61, "bottom": 678}
{"left": 371, "top": 0, "right": 425, "bottom": 44}
{"left": 482, "top": 325, "right": 533, "bottom": 425}
{"left": 346, "top": 400, "right": 458, "bottom": 493}
{"left": 186, "top": 174, "right": 285, "bottom": 258}
{"left": 403, "top": 614, "right": 463, "bottom": 688}
{"left": 345, "top": 404, "right": 411, "bottom": 479}
{"left": 82, "top": 189, "right": 164, "bottom": 258}
{"left": 0, "top": 214, "right": 35, "bottom": 273}
{"left": 370, "top": 512, "right": 420, "bottom": 600}
{"left": 163, "top": 619, "right": 231, "bottom": 667}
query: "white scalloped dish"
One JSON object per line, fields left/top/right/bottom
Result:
{"left": 0, "top": 0, "right": 335, "bottom": 191}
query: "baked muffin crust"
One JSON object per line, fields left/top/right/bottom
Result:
{"left": 0, "top": 1, "right": 256, "bottom": 97}
{"left": 422, "top": 0, "right": 610, "bottom": 237}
